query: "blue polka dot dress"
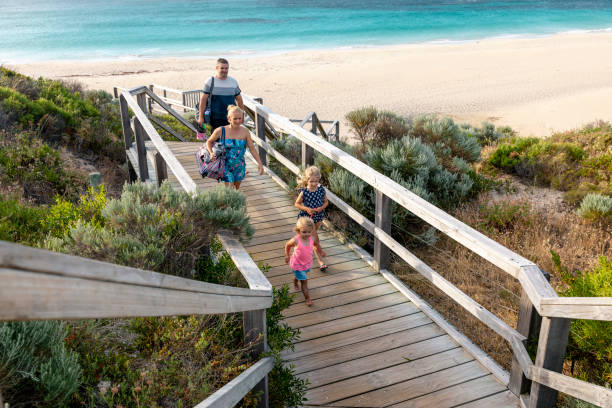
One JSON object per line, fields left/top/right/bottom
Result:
{"left": 298, "top": 185, "right": 326, "bottom": 223}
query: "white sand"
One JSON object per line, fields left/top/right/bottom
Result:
{"left": 8, "top": 32, "right": 612, "bottom": 138}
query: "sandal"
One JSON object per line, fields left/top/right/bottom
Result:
{"left": 320, "top": 264, "right": 328, "bottom": 272}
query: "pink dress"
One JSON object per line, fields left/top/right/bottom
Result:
{"left": 290, "top": 235, "right": 313, "bottom": 272}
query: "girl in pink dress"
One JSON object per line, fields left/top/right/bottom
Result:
{"left": 284, "top": 217, "right": 324, "bottom": 306}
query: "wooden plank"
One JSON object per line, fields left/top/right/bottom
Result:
{"left": 267, "top": 260, "right": 372, "bottom": 286}
{"left": 291, "top": 323, "right": 444, "bottom": 375}
{"left": 194, "top": 357, "right": 274, "bottom": 408}
{"left": 245, "top": 232, "right": 332, "bottom": 254}
{"left": 288, "top": 275, "right": 388, "bottom": 304}
{"left": 372, "top": 227, "right": 524, "bottom": 344}
{"left": 288, "top": 268, "right": 377, "bottom": 293}
{"left": 457, "top": 390, "right": 520, "bottom": 408}
{"left": 538, "top": 296, "right": 612, "bottom": 320}
{"left": 285, "top": 292, "right": 408, "bottom": 328}
{"left": 249, "top": 216, "right": 296, "bottom": 228}
{"left": 302, "top": 334, "right": 458, "bottom": 389}
{"left": 1, "top": 268, "right": 272, "bottom": 321}
{"left": 249, "top": 238, "right": 341, "bottom": 262}
{"left": 0, "top": 241, "right": 269, "bottom": 297}
{"left": 245, "top": 231, "right": 295, "bottom": 247}
{"left": 283, "top": 283, "right": 398, "bottom": 318}
{"left": 297, "top": 302, "right": 418, "bottom": 342}
{"left": 283, "top": 312, "right": 432, "bottom": 360}
{"left": 529, "top": 366, "right": 612, "bottom": 408}
{"left": 261, "top": 245, "right": 352, "bottom": 269}
{"left": 331, "top": 361, "right": 488, "bottom": 407}
{"left": 266, "top": 250, "right": 359, "bottom": 277}
{"left": 309, "top": 349, "right": 475, "bottom": 406}
{"left": 388, "top": 375, "right": 506, "bottom": 408}
{"left": 380, "top": 269, "right": 511, "bottom": 386}
{"left": 217, "top": 231, "right": 272, "bottom": 292}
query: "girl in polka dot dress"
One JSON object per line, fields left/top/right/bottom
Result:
{"left": 295, "top": 166, "right": 328, "bottom": 271}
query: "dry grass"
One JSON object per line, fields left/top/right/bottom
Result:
{"left": 391, "top": 192, "right": 611, "bottom": 370}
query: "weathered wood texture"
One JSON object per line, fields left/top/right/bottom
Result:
{"left": 194, "top": 357, "right": 274, "bottom": 408}
{"left": 176, "top": 153, "right": 518, "bottom": 407}
{"left": 241, "top": 95, "right": 612, "bottom": 324}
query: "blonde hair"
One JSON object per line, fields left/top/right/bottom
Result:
{"left": 299, "top": 166, "right": 321, "bottom": 188}
{"left": 226, "top": 104, "right": 244, "bottom": 120}
{"left": 295, "top": 216, "right": 314, "bottom": 233}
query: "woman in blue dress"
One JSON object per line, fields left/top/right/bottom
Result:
{"left": 206, "top": 105, "right": 264, "bottom": 189}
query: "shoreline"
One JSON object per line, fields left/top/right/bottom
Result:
{"left": 3, "top": 26, "right": 612, "bottom": 65}
{"left": 8, "top": 31, "right": 612, "bottom": 138}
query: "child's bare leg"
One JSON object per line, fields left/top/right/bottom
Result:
{"left": 301, "top": 280, "right": 313, "bottom": 306}
{"left": 293, "top": 277, "right": 299, "bottom": 291}
{"left": 314, "top": 222, "right": 327, "bottom": 263}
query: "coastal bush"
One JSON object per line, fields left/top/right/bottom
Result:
{"left": 0, "top": 321, "right": 81, "bottom": 407}
{"left": 486, "top": 122, "right": 612, "bottom": 202}
{"left": 0, "top": 131, "right": 86, "bottom": 203}
{"left": 345, "top": 106, "right": 378, "bottom": 146}
{"left": 554, "top": 253, "right": 612, "bottom": 386}
{"left": 0, "top": 68, "right": 124, "bottom": 162}
{"left": 576, "top": 193, "right": 612, "bottom": 223}
{"left": 46, "top": 181, "right": 253, "bottom": 277}
{"left": 0, "top": 198, "right": 46, "bottom": 245}
{"left": 41, "top": 186, "right": 108, "bottom": 238}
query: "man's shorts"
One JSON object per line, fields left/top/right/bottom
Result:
{"left": 292, "top": 267, "right": 311, "bottom": 281}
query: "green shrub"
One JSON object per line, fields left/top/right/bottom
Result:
{"left": 345, "top": 106, "right": 378, "bottom": 146}
{"left": 266, "top": 284, "right": 308, "bottom": 407}
{"left": 486, "top": 122, "right": 612, "bottom": 201}
{"left": 476, "top": 201, "right": 532, "bottom": 233}
{"left": 576, "top": 193, "right": 612, "bottom": 222}
{"left": 0, "top": 131, "right": 86, "bottom": 203}
{"left": 0, "top": 69, "right": 124, "bottom": 162}
{"left": 0, "top": 198, "right": 46, "bottom": 244}
{"left": 46, "top": 181, "right": 253, "bottom": 278}
{"left": 553, "top": 253, "right": 612, "bottom": 386}
{"left": 41, "top": 185, "right": 108, "bottom": 238}
{"left": 0, "top": 321, "right": 81, "bottom": 407}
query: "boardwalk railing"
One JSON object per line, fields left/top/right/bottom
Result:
{"left": 116, "top": 85, "right": 611, "bottom": 407}
{"left": 0, "top": 237, "right": 273, "bottom": 407}
{"left": 235, "top": 94, "right": 612, "bottom": 408}
{"left": 0, "top": 85, "right": 275, "bottom": 407}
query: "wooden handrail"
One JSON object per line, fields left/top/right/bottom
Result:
{"left": 194, "top": 357, "right": 274, "bottom": 408}
{"left": 118, "top": 89, "right": 274, "bottom": 407}
{"left": 239, "top": 94, "right": 612, "bottom": 407}
{"left": 0, "top": 242, "right": 272, "bottom": 321}
{"left": 242, "top": 93, "right": 612, "bottom": 320}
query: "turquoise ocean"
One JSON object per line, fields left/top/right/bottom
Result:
{"left": 2, "top": 0, "right": 612, "bottom": 63}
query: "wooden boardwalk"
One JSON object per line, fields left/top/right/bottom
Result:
{"left": 166, "top": 141, "right": 519, "bottom": 408}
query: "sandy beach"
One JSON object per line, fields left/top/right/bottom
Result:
{"left": 8, "top": 32, "right": 612, "bottom": 138}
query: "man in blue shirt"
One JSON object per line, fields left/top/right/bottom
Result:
{"left": 197, "top": 58, "right": 244, "bottom": 131}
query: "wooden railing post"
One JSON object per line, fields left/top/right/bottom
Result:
{"left": 148, "top": 85, "right": 154, "bottom": 113}
{"left": 510, "top": 270, "right": 551, "bottom": 397}
{"left": 119, "top": 95, "right": 138, "bottom": 182}
{"left": 181, "top": 92, "right": 187, "bottom": 113}
{"left": 374, "top": 190, "right": 392, "bottom": 271}
{"left": 154, "top": 152, "right": 167, "bottom": 187}
{"left": 301, "top": 115, "right": 315, "bottom": 169}
{"left": 529, "top": 316, "right": 571, "bottom": 408}
{"left": 133, "top": 117, "right": 149, "bottom": 181}
{"left": 243, "top": 309, "right": 269, "bottom": 408}
{"left": 256, "top": 107, "right": 267, "bottom": 166}
{"left": 334, "top": 121, "right": 339, "bottom": 142}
